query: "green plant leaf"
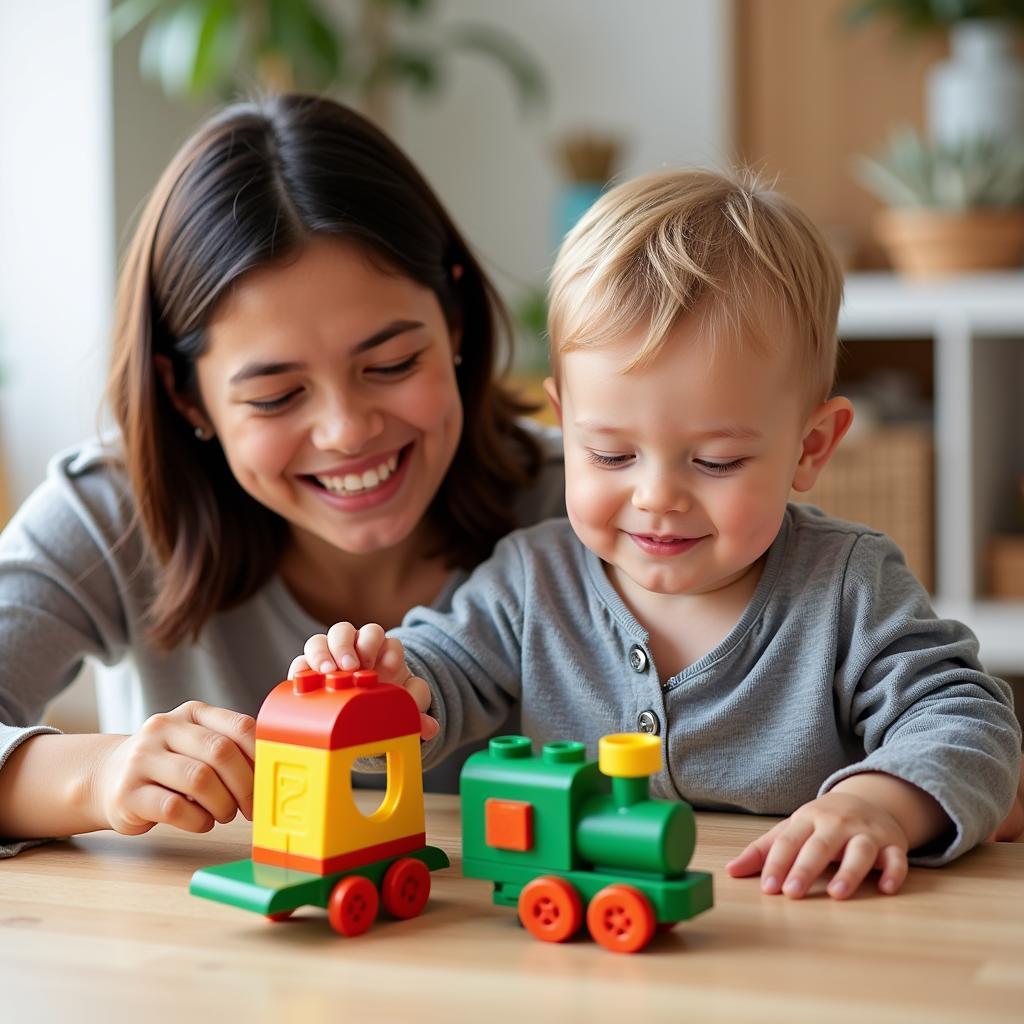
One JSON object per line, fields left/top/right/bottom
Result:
{"left": 190, "top": 0, "right": 243, "bottom": 95}
{"left": 266, "top": 0, "right": 343, "bottom": 90}
{"left": 855, "top": 127, "right": 1024, "bottom": 207}
{"left": 367, "top": 47, "right": 442, "bottom": 94}
{"left": 444, "top": 22, "right": 547, "bottom": 109}
{"left": 110, "top": 0, "right": 170, "bottom": 42}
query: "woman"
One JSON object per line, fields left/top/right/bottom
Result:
{"left": 0, "top": 94, "right": 562, "bottom": 854}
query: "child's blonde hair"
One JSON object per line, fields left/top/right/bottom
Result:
{"left": 547, "top": 168, "right": 843, "bottom": 404}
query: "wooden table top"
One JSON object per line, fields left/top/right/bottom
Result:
{"left": 1, "top": 793, "right": 1021, "bottom": 1023}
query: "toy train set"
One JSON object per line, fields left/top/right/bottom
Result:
{"left": 190, "top": 668, "right": 713, "bottom": 953}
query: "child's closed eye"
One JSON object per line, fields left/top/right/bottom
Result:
{"left": 585, "top": 450, "right": 634, "bottom": 468}
{"left": 694, "top": 457, "right": 748, "bottom": 474}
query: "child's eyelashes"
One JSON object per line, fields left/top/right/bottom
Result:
{"left": 694, "top": 457, "right": 748, "bottom": 474}
{"left": 585, "top": 450, "right": 634, "bottom": 468}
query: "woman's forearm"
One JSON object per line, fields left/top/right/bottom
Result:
{"left": 0, "top": 732, "right": 122, "bottom": 839}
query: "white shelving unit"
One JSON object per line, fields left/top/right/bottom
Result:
{"left": 840, "top": 271, "right": 1024, "bottom": 675}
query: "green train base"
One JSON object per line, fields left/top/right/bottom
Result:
{"left": 190, "top": 845, "right": 449, "bottom": 933}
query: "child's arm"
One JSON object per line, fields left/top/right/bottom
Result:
{"left": 0, "top": 702, "right": 255, "bottom": 841}
{"left": 726, "top": 771, "right": 950, "bottom": 899}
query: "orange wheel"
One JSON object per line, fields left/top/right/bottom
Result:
{"left": 265, "top": 909, "right": 294, "bottom": 923}
{"left": 586, "top": 884, "right": 656, "bottom": 954}
{"left": 381, "top": 857, "right": 431, "bottom": 919}
{"left": 327, "top": 875, "right": 379, "bottom": 937}
{"left": 517, "top": 876, "right": 583, "bottom": 943}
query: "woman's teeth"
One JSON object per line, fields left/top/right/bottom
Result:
{"left": 315, "top": 454, "right": 399, "bottom": 495}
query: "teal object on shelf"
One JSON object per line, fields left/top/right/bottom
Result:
{"left": 556, "top": 181, "right": 605, "bottom": 244}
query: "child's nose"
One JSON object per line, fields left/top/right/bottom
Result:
{"left": 631, "top": 472, "right": 690, "bottom": 514}
{"left": 311, "top": 397, "right": 385, "bottom": 453}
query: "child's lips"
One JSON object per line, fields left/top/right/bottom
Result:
{"left": 627, "top": 532, "right": 706, "bottom": 556}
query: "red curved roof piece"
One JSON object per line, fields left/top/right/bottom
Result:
{"left": 255, "top": 670, "right": 421, "bottom": 750}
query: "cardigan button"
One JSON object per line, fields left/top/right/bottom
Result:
{"left": 628, "top": 645, "right": 649, "bottom": 673}
{"left": 636, "top": 710, "right": 659, "bottom": 734}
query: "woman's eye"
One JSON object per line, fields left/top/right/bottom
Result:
{"left": 247, "top": 389, "right": 302, "bottom": 412}
{"left": 694, "top": 458, "right": 747, "bottom": 474}
{"left": 369, "top": 353, "right": 422, "bottom": 377}
{"left": 586, "top": 451, "right": 633, "bottom": 467}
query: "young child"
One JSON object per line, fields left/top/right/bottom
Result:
{"left": 296, "top": 169, "right": 1022, "bottom": 900}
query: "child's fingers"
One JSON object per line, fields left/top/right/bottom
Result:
{"left": 758, "top": 819, "right": 815, "bottom": 895}
{"left": 724, "top": 822, "right": 784, "bottom": 877}
{"left": 288, "top": 654, "right": 312, "bottom": 679}
{"left": 353, "top": 623, "right": 386, "bottom": 668}
{"left": 327, "top": 622, "right": 360, "bottom": 670}
{"left": 780, "top": 827, "right": 849, "bottom": 898}
{"left": 826, "top": 834, "right": 879, "bottom": 900}
{"left": 875, "top": 844, "right": 908, "bottom": 895}
{"left": 304, "top": 632, "right": 338, "bottom": 674}
{"left": 419, "top": 713, "right": 440, "bottom": 741}
{"left": 403, "top": 674, "right": 433, "bottom": 713}
{"left": 376, "top": 638, "right": 411, "bottom": 683}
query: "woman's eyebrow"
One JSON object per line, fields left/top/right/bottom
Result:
{"left": 229, "top": 319, "right": 426, "bottom": 385}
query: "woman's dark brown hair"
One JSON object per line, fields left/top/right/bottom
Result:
{"left": 108, "top": 93, "right": 542, "bottom": 651}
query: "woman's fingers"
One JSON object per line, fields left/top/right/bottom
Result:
{"left": 128, "top": 783, "right": 215, "bottom": 834}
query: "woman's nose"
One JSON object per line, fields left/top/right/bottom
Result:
{"left": 310, "top": 398, "right": 384, "bottom": 454}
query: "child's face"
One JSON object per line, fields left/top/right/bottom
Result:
{"left": 193, "top": 237, "right": 463, "bottom": 558}
{"left": 548, "top": 314, "right": 838, "bottom": 601}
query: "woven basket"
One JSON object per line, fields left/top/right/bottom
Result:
{"left": 794, "top": 425, "right": 934, "bottom": 591}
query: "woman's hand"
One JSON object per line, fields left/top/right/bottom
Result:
{"left": 725, "top": 790, "right": 911, "bottom": 900}
{"left": 91, "top": 701, "right": 256, "bottom": 836}
{"left": 290, "top": 622, "right": 439, "bottom": 740}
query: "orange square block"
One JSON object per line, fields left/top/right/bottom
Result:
{"left": 485, "top": 798, "right": 533, "bottom": 852}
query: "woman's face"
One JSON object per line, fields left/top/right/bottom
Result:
{"left": 192, "top": 237, "right": 463, "bottom": 558}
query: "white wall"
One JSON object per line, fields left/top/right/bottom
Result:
{"left": 0, "top": 0, "right": 114, "bottom": 506}
{"left": 393, "top": 0, "right": 732, "bottom": 301}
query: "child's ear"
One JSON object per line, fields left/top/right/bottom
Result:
{"left": 542, "top": 376, "right": 563, "bottom": 426}
{"left": 153, "top": 354, "right": 213, "bottom": 438}
{"left": 791, "top": 396, "right": 854, "bottom": 492}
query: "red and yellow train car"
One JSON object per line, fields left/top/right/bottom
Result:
{"left": 190, "top": 668, "right": 448, "bottom": 936}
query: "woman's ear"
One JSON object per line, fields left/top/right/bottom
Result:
{"left": 792, "top": 396, "right": 854, "bottom": 493}
{"left": 542, "top": 376, "right": 563, "bottom": 426}
{"left": 153, "top": 354, "right": 213, "bottom": 437}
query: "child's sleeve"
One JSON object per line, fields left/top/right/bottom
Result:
{"left": 389, "top": 532, "right": 528, "bottom": 772}
{"left": 822, "top": 532, "right": 1022, "bottom": 865}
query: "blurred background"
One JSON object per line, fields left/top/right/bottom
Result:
{"left": 1, "top": 0, "right": 1023, "bottom": 727}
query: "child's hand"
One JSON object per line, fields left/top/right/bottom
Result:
{"left": 988, "top": 762, "right": 1024, "bottom": 841}
{"left": 93, "top": 701, "right": 256, "bottom": 836}
{"left": 725, "top": 791, "right": 910, "bottom": 900}
{"left": 289, "top": 622, "right": 439, "bottom": 741}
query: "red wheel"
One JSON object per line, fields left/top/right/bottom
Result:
{"left": 265, "top": 909, "right": 294, "bottom": 923}
{"left": 517, "top": 876, "right": 583, "bottom": 943}
{"left": 381, "top": 857, "right": 431, "bottom": 919}
{"left": 327, "top": 875, "right": 379, "bottom": 937}
{"left": 586, "top": 884, "right": 656, "bottom": 954}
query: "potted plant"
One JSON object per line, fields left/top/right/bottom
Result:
{"left": 847, "top": 1, "right": 1024, "bottom": 144}
{"left": 855, "top": 127, "right": 1024, "bottom": 275}
{"left": 111, "top": 0, "right": 545, "bottom": 128}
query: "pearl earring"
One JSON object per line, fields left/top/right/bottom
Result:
{"left": 194, "top": 426, "right": 211, "bottom": 441}
{"left": 453, "top": 354, "right": 463, "bottom": 367}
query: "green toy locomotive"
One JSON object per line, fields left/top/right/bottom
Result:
{"left": 460, "top": 733, "right": 713, "bottom": 953}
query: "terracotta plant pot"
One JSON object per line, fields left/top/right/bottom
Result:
{"left": 875, "top": 208, "right": 1024, "bottom": 278}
